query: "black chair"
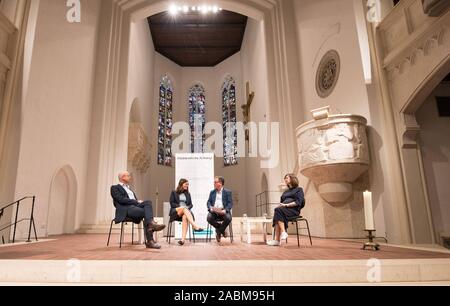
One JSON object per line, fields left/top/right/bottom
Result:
{"left": 287, "top": 216, "right": 312, "bottom": 247}
{"left": 206, "top": 222, "right": 234, "bottom": 243}
{"left": 166, "top": 219, "right": 196, "bottom": 244}
{"left": 107, "top": 218, "right": 146, "bottom": 248}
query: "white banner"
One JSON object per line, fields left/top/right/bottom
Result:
{"left": 175, "top": 153, "right": 214, "bottom": 239}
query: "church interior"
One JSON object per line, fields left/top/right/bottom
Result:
{"left": 0, "top": 0, "right": 450, "bottom": 285}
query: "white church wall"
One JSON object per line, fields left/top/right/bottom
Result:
{"left": 294, "top": 0, "right": 370, "bottom": 118}
{"left": 12, "top": 0, "right": 102, "bottom": 237}
{"left": 416, "top": 84, "right": 450, "bottom": 243}
{"left": 292, "top": 0, "right": 386, "bottom": 238}
{"left": 240, "top": 18, "right": 273, "bottom": 217}
{"left": 126, "top": 19, "right": 156, "bottom": 202}
{"left": 0, "top": 0, "right": 38, "bottom": 242}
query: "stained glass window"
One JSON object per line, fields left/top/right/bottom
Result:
{"left": 222, "top": 76, "right": 238, "bottom": 166}
{"left": 158, "top": 76, "right": 173, "bottom": 166}
{"left": 188, "top": 84, "right": 206, "bottom": 153}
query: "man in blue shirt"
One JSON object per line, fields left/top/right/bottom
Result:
{"left": 207, "top": 176, "right": 233, "bottom": 242}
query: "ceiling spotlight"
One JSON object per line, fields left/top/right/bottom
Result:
{"left": 168, "top": 4, "right": 222, "bottom": 15}
{"left": 169, "top": 5, "right": 178, "bottom": 16}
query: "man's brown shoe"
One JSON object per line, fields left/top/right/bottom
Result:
{"left": 145, "top": 240, "right": 161, "bottom": 249}
{"left": 148, "top": 222, "right": 166, "bottom": 232}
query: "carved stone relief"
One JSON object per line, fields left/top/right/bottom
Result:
{"left": 128, "top": 123, "right": 151, "bottom": 173}
{"left": 296, "top": 108, "right": 370, "bottom": 204}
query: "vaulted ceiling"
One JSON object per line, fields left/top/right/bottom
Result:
{"left": 148, "top": 11, "right": 248, "bottom": 67}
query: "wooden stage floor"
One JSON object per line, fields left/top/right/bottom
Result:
{"left": 1, "top": 234, "right": 449, "bottom": 261}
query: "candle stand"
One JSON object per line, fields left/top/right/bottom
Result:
{"left": 362, "top": 230, "right": 380, "bottom": 251}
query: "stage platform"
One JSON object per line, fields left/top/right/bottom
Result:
{"left": 0, "top": 234, "right": 449, "bottom": 285}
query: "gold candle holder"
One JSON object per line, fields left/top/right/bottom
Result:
{"left": 362, "top": 230, "right": 380, "bottom": 251}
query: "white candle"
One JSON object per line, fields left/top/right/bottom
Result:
{"left": 363, "top": 191, "right": 375, "bottom": 231}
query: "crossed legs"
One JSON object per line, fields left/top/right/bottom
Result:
{"left": 177, "top": 208, "right": 202, "bottom": 242}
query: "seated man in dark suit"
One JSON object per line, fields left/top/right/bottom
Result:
{"left": 110, "top": 171, "right": 165, "bottom": 249}
{"left": 207, "top": 176, "right": 233, "bottom": 242}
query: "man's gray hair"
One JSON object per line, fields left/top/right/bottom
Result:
{"left": 118, "top": 171, "right": 128, "bottom": 181}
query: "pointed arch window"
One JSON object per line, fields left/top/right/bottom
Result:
{"left": 158, "top": 76, "right": 173, "bottom": 166}
{"left": 188, "top": 84, "right": 206, "bottom": 153}
{"left": 222, "top": 76, "right": 238, "bottom": 166}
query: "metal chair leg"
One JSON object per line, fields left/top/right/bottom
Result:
{"left": 32, "top": 219, "right": 38, "bottom": 242}
{"left": 143, "top": 222, "right": 147, "bottom": 244}
{"left": 229, "top": 222, "right": 234, "bottom": 243}
{"left": 305, "top": 219, "right": 313, "bottom": 246}
{"left": 209, "top": 224, "right": 212, "bottom": 242}
{"left": 209, "top": 224, "right": 212, "bottom": 243}
{"left": 206, "top": 224, "right": 211, "bottom": 243}
{"left": 132, "top": 222, "right": 135, "bottom": 245}
{"left": 168, "top": 221, "right": 173, "bottom": 244}
{"left": 188, "top": 224, "right": 192, "bottom": 242}
{"left": 295, "top": 221, "right": 300, "bottom": 247}
{"left": 107, "top": 220, "right": 114, "bottom": 246}
{"left": 167, "top": 221, "right": 170, "bottom": 244}
{"left": 120, "top": 222, "right": 125, "bottom": 249}
{"left": 166, "top": 221, "right": 170, "bottom": 243}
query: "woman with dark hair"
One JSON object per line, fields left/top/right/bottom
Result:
{"left": 267, "top": 174, "right": 305, "bottom": 247}
{"left": 169, "top": 179, "right": 204, "bottom": 246}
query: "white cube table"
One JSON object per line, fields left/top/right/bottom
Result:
{"left": 240, "top": 217, "right": 273, "bottom": 244}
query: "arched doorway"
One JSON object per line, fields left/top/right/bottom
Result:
{"left": 47, "top": 166, "right": 77, "bottom": 236}
{"left": 416, "top": 72, "right": 450, "bottom": 247}
{"left": 373, "top": 5, "right": 450, "bottom": 244}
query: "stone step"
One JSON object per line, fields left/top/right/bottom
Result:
{"left": 1, "top": 258, "right": 450, "bottom": 284}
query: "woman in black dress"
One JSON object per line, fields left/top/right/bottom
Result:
{"left": 169, "top": 179, "right": 204, "bottom": 246}
{"left": 267, "top": 174, "right": 305, "bottom": 247}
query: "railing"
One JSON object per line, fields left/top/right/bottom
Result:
{"left": 255, "top": 191, "right": 282, "bottom": 217}
{"left": 0, "top": 196, "right": 38, "bottom": 244}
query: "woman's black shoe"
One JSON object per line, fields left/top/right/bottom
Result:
{"left": 178, "top": 240, "right": 185, "bottom": 246}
